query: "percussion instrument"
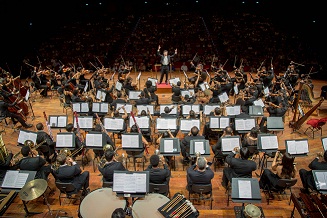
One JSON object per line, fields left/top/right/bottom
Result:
{"left": 132, "top": 193, "right": 170, "bottom": 218}
{"left": 19, "top": 179, "right": 48, "bottom": 202}
{"left": 244, "top": 204, "right": 262, "bottom": 218}
{"left": 79, "top": 188, "right": 126, "bottom": 218}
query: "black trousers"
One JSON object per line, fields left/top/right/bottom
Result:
{"left": 159, "top": 65, "right": 169, "bottom": 83}
{"left": 5, "top": 111, "right": 28, "bottom": 127}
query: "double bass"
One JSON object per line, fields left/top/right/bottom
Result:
{"left": 0, "top": 87, "right": 28, "bottom": 121}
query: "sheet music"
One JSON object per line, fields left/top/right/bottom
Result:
{"left": 286, "top": 140, "right": 297, "bottom": 154}
{"left": 56, "top": 134, "right": 74, "bottom": 148}
{"left": 204, "top": 105, "right": 220, "bottom": 115}
{"left": 238, "top": 180, "right": 252, "bottom": 198}
{"left": 122, "top": 134, "right": 140, "bottom": 148}
{"left": 233, "top": 84, "right": 239, "bottom": 95}
{"left": 18, "top": 130, "right": 37, "bottom": 144}
{"left": 181, "top": 89, "right": 194, "bottom": 97}
{"left": 25, "top": 90, "right": 30, "bottom": 101}
{"left": 113, "top": 173, "right": 147, "bottom": 193}
{"left": 74, "top": 117, "right": 93, "bottom": 129}
{"left": 86, "top": 133, "right": 103, "bottom": 147}
{"left": 287, "top": 140, "right": 309, "bottom": 154}
{"left": 57, "top": 116, "right": 67, "bottom": 127}
{"left": 194, "top": 141, "right": 205, "bottom": 154}
{"left": 315, "top": 171, "right": 327, "bottom": 190}
{"left": 264, "top": 87, "right": 269, "bottom": 96}
{"left": 147, "top": 78, "right": 157, "bottom": 86}
{"left": 73, "top": 103, "right": 80, "bottom": 112}
{"left": 136, "top": 105, "right": 154, "bottom": 115}
{"left": 199, "top": 82, "right": 209, "bottom": 91}
{"left": 81, "top": 103, "right": 89, "bottom": 112}
{"left": 169, "top": 77, "right": 180, "bottom": 86}
{"left": 1, "top": 171, "right": 29, "bottom": 189}
{"left": 180, "top": 119, "right": 200, "bottom": 131}
{"left": 253, "top": 98, "right": 265, "bottom": 107}
{"left": 226, "top": 106, "right": 241, "bottom": 116}
{"left": 323, "top": 138, "right": 327, "bottom": 151}
{"left": 156, "top": 118, "right": 176, "bottom": 130}
{"left": 84, "top": 82, "right": 88, "bottom": 93}
{"left": 164, "top": 140, "right": 174, "bottom": 153}
{"left": 220, "top": 117, "right": 230, "bottom": 129}
{"left": 235, "top": 119, "right": 255, "bottom": 130}
{"left": 160, "top": 105, "right": 177, "bottom": 115}
{"left": 49, "top": 116, "right": 58, "bottom": 127}
{"left": 129, "top": 91, "right": 142, "bottom": 100}
{"left": 221, "top": 137, "right": 240, "bottom": 151}
{"left": 115, "top": 81, "right": 123, "bottom": 91}
{"left": 129, "top": 116, "right": 149, "bottom": 129}
{"left": 210, "top": 117, "right": 219, "bottom": 128}
{"left": 96, "top": 90, "right": 106, "bottom": 101}
{"left": 92, "top": 102, "right": 100, "bottom": 112}
{"left": 117, "top": 103, "right": 133, "bottom": 114}
{"left": 104, "top": 118, "right": 124, "bottom": 130}
{"left": 218, "top": 92, "right": 229, "bottom": 103}
{"left": 100, "top": 103, "right": 108, "bottom": 113}
{"left": 261, "top": 135, "right": 278, "bottom": 149}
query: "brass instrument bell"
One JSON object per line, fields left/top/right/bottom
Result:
{"left": 59, "top": 148, "right": 72, "bottom": 157}
{"left": 103, "top": 144, "right": 113, "bottom": 152}
{"left": 24, "top": 140, "right": 35, "bottom": 148}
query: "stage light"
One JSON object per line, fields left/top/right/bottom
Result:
{"left": 85, "top": 3, "right": 88, "bottom": 6}
{"left": 99, "top": 2, "right": 102, "bottom": 5}
{"left": 145, "top": 1, "right": 147, "bottom": 3}
{"left": 196, "top": 0, "right": 198, "bottom": 3}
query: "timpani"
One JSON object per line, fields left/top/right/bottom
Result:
{"left": 132, "top": 193, "right": 170, "bottom": 218}
{"left": 79, "top": 188, "right": 126, "bottom": 218}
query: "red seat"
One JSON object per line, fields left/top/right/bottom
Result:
{"left": 305, "top": 117, "right": 327, "bottom": 138}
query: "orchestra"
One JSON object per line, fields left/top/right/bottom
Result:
{"left": 0, "top": 55, "right": 325, "bottom": 218}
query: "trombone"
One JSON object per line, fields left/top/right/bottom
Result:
{"left": 11, "top": 139, "right": 47, "bottom": 165}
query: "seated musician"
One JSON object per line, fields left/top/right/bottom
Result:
{"left": 259, "top": 101, "right": 288, "bottom": 133}
{"left": 110, "top": 106, "right": 128, "bottom": 135}
{"left": 135, "top": 91, "right": 151, "bottom": 105}
{"left": 0, "top": 95, "right": 33, "bottom": 128}
{"left": 31, "top": 66, "right": 49, "bottom": 97}
{"left": 171, "top": 81, "right": 182, "bottom": 102}
{"left": 180, "top": 126, "right": 205, "bottom": 163}
{"left": 299, "top": 150, "right": 327, "bottom": 194}
{"left": 242, "top": 126, "right": 260, "bottom": 157}
{"left": 110, "top": 91, "right": 127, "bottom": 111}
{"left": 12, "top": 145, "right": 51, "bottom": 180}
{"left": 100, "top": 83, "right": 115, "bottom": 104}
{"left": 259, "top": 152, "right": 296, "bottom": 195}
{"left": 221, "top": 147, "right": 256, "bottom": 190}
{"left": 145, "top": 154, "right": 171, "bottom": 195}
{"left": 123, "top": 76, "right": 137, "bottom": 95}
{"left": 211, "top": 126, "right": 233, "bottom": 164}
{"left": 181, "top": 94, "right": 196, "bottom": 105}
{"left": 189, "top": 62, "right": 207, "bottom": 87}
{"left": 36, "top": 123, "right": 56, "bottom": 163}
{"left": 52, "top": 153, "right": 90, "bottom": 196}
{"left": 65, "top": 123, "right": 84, "bottom": 156}
{"left": 208, "top": 83, "right": 222, "bottom": 104}
{"left": 156, "top": 129, "right": 174, "bottom": 165}
{"left": 111, "top": 208, "right": 126, "bottom": 218}
{"left": 235, "top": 87, "right": 257, "bottom": 114}
{"left": 0, "top": 150, "right": 13, "bottom": 184}
{"left": 118, "top": 65, "right": 131, "bottom": 84}
{"left": 203, "top": 107, "right": 222, "bottom": 140}
{"left": 144, "top": 80, "right": 158, "bottom": 106}
{"left": 194, "top": 87, "right": 211, "bottom": 105}
{"left": 71, "top": 89, "right": 85, "bottom": 103}
{"left": 98, "top": 149, "right": 127, "bottom": 183}
{"left": 186, "top": 156, "right": 214, "bottom": 192}
{"left": 259, "top": 65, "right": 274, "bottom": 90}
{"left": 91, "top": 124, "right": 115, "bottom": 159}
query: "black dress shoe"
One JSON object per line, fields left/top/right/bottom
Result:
{"left": 24, "top": 124, "right": 33, "bottom": 128}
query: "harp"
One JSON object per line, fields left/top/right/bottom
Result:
{"left": 289, "top": 81, "right": 324, "bottom": 131}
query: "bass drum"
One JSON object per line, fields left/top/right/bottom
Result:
{"left": 132, "top": 193, "right": 170, "bottom": 218}
{"left": 78, "top": 188, "right": 126, "bottom": 218}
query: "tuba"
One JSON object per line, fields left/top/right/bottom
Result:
{"left": 99, "top": 144, "right": 115, "bottom": 168}
{"left": 0, "top": 134, "right": 9, "bottom": 164}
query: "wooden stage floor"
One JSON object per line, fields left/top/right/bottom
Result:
{"left": 1, "top": 71, "right": 326, "bottom": 218}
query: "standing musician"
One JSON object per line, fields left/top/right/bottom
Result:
{"left": 98, "top": 149, "right": 126, "bottom": 183}
{"left": 0, "top": 95, "right": 33, "bottom": 128}
{"left": 157, "top": 45, "right": 177, "bottom": 84}
{"left": 31, "top": 66, "right": 50, "bottom": 97}
{"left": 11, "top": 145, "right": 51, "bottom": 180}
{"left": 36, "top": 122, "right": 56, "bottom": 163}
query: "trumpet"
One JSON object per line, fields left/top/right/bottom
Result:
{"left": 51, "top": 146, "right": 85, "bottom": 171}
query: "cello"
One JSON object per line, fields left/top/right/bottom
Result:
{"left": 0, "top": 87, "right": 28, "bottom": 121}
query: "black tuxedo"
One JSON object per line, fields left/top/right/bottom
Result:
{"left": 13, "top": 156, "right": 51, "bottom": 180}
{"left": 222, "top": 151, "right": 256, "bottom": 187}
{"left": 299, "top": 158, "right": 327, "bottom": 191}
{"left": 186, "top": 164, "right": 214, "bottom": 191}
{"left": 52, "top": 163, "right": 89, "bottom": 191}
{"left": 36, "top": 130, "right": 56, "bottom": 162}
{"left": 145, "top": 164, "right": 171, "bottom": 185}
{"left": 180, "top": 135, "right": 205, "bottom": 159}
{"left": 157, "top": 50, "right": 176, "bottom": 84}
{"left": 135, "top": 97, "right": 151, "bottom": 105}
{"left": 98, "top": 161, "right": 127, "bottom": 182}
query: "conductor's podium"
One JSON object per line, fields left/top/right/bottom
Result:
{"left": 156, "top": 83, "right": 172, "bottom": 94}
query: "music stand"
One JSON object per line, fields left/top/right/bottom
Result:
{"left": 92, "top": 102, "right": 109, "bottom": 116}
{"left": 312, "top": 170, "right": 327, "bottom": 194}
{"left": 181, "top": 104, "right": 200, "bottom": 117}
{"left": 189, "top": 139, "right": 210, "bottom": 157}
{"left": 17, "top": 130, "right": 37, "bottom": 147}
{"left": 159, "top": 105, "right": 178, "bottom": 115}
{"left": 285, "top": 139, "right": 309, "bottom": 157}
{"left": 72, "top": 102, "right": 89, "bottom": 115}
{"left": 104, "top": 117, "right": 126, "bottom": 145}
{"left": 48, "top": 115, "right": 68, "bottom": 132}
{"left": 1, "top": 170, "right": 36, "bottom": 194}
{"left": 231, "top": 178, "right": 262, "bottom": 218}
{"left": 257, "top": 134, "right": 279, "bottom": 177}
{"left": 128, "top": 91, "right": 142, "bottom": 101}
{"left": 113, "top": 171, "right": 149, "bottom": 198}
{"left": 55, "top": 132, "right": 76, "bottom": 150}
{"left": 181, "top": 89, "right": 194, "bottom": 98}
{"left": 225, "top": 105, "right": 241, "bottom": 117}
{"left": 180, "top": 119, "right": 200, "bottom": 134}
{"left": 249, "top": 106, "right": 264, "bottom": 118}
{"left": 203, "top": 104, "right": 220, "bottom": 116}
{"left": 209, "top": 116, "right": 230, "bottom": 130}
{"left": 73, "top": 116, "right": 93, "bottom": 131}
{"left": 85, "top": 132, "right": 105, "bottom": 150}
{"left": 267, "top": 117, "right": 284, "bottom": 132}
{"left": 159, "top": 138, "right": 180, "bottom": 171}
{"left": 322, "top": 137, "right": 327, "bottom": 151}
{"left": 156, "top": 118, "right": 177, "bottom": 133}
{"left": 136, "top": 105, "right": 154, "bottom": 115}
{"left": 116, "top": 103, "right": 133, "bottom": 114}
{"left": 234, "top": 118, "right": 256, "bottom": 134}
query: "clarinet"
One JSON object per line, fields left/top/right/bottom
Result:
{"left": 130, "top": 111, "right": 149, "bottom": 154}
{"left": 43, "top": 111, "right": 54, "bottom": 141}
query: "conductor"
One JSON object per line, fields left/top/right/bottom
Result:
{"left": 157, "top": 45, "right": 177, "bottom": 84}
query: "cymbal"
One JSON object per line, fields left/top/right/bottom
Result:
{"left": 244, "top": 204, "right": 261, "bottom": 218}
{"left": 19, "top": 179, "right": 48, "bottom": 201}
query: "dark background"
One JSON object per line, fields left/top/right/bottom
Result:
{"left": 0, "top": 0, "right": 325, "bottom": 79}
